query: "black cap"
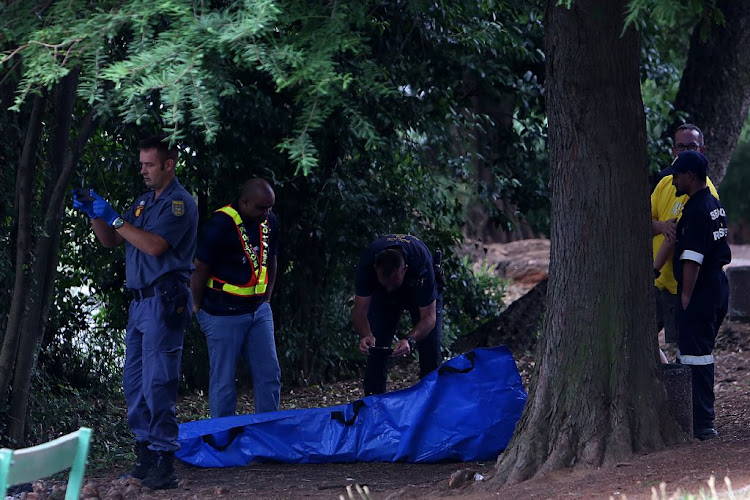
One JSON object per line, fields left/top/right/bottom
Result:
{"left": 666, "top": 150, "right": 708, "bottom": 177}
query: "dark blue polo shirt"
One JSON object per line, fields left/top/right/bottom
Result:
{"left": 196, "top": 205, "right": 279, "bottom": 315}
{"left": 355, "top": 234, "right": 437, "bottom": 307}
{"left": 674, "top": 187, "right": 732, "bottom": 292}
{"left": 123, "top": 178, "right": 198, "bottom": 289}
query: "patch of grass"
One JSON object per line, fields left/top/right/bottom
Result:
{"left": 613, "top": 475, "right": 750, "bottom": 500}
{"left": 23, "top": 372, "right": 132, "bottom": 472}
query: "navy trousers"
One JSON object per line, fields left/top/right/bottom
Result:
{"left": 363, "top": 288, "right": 443, "bottom": 396}
{"left": 124, "top": 282, "right": 191, "bottom": 452}
{"left": 676, "top": 271, "right": 728, "bottom": 433}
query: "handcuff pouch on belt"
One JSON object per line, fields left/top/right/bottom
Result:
{"left": 156, "top": 274, "right": 191, "bottom": 329}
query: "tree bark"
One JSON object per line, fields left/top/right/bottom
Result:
{"left": 451, "top": 278, "right": 547, "bottom": 355}
{"left": 491, "top": 0, "right": 684, "bottom": 485}
{"left": 7, "top": 69, "right": 97, "bottom": 443}
{"left": 671, "top": 0, "right": 750, "bottom": 186}
{"left": 0, "top": 94, "right": 45, "bottom": 404}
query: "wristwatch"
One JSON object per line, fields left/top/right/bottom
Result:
{"left": 406, "top": 337, "right": 417, "bottom": 352}
{"left": 111, "top": 217, "right": 125, "bottom": 229}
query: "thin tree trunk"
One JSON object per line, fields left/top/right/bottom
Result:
{"left": 7, "top": 69, "right": 96, "bottom": 443}
{"left": 491, "top": 0, "right": 684, "bottom": 485}
{"left": 0, "top": 94, "right": 45, "bottom": 405}
{"left": 671, "top": 0, "right": 750, "bottom": 185}
{"left": 8, "top": 203, "right": 65, "bottom": 443}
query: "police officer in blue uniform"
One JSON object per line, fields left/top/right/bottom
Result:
{"left": 353, "top": 235, "right": 443, "bottom": 395}
{"left": 190, "top": 178, "right": 281, "bottom": 418}
{"left": 72, "top": 135, "right": 198, "bottom": 489}
{"left": 671, "top": 151, "right": 731, "bottom": 440}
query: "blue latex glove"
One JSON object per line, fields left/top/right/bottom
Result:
{"left": 71, "top": 189, "right": 98, "bottom": 219}
{"left": 91, "top": 190, "right": 121, "bottom": 226}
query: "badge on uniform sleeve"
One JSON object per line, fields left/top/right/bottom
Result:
{"left": 172, "top": 200, "right": 185, "bottom": 216}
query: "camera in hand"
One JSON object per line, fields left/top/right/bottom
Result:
{"left": 72, "top": 188, "right": 94, "bottom": 202}
{"left": 368, "top": 346, "right": 393, "bottom": 356}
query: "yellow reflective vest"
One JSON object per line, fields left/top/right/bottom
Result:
{"left": 206, "top": 205, "right": 269, "bottom": 297}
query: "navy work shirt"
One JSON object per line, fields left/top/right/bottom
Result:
{"left": 674, "top": 187, "right": 732, "bottom": 292}
{"left": 355, "top": 235, "right": 437, "bottom": 307}
{"left": 195, "top": 205, "right": 279, "bottom": 315}
{"left": 123, "top": 178, "right": 198, "bottom": 289}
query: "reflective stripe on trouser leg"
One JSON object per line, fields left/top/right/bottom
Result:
{"left": 676, "top": 293, "right": 721, "bottom": 432}
{"left": 678, "top": 359, "right": 716, "bottom": 432}
{"left": 677, "top": 349, "right": 717, "bottom": 431}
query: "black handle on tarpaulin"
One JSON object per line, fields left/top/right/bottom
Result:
{"left": 201, "top": 426, "right": 244, "bottom": 451}
{"left": 330, "top": 399, "right": 366, "bottom": 426}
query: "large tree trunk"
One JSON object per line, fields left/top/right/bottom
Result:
{"left": 491, "top": 1, "right": 684, "bottom": 485}
{"left": 671, "top": 0, "right": 750, "bottom": 186}
{"left": 0, "top": 94, "right": 45, "bottom": 404}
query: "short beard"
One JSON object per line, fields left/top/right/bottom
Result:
{"left": 675, "top": 188, "right": 686, "bottom": 197}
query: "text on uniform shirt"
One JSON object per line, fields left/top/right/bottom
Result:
{"left": 670, "top": 201, "right": 684, "bottom": 218}
{"left": 713, "top": 227, "right": 728, "bottom": 241}
{"left": 710, "top": 208, "right": 726, "bottom": 220}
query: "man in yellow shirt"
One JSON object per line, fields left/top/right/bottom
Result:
{"left": 652, "top": 124, "right": 718, "bottom": 346}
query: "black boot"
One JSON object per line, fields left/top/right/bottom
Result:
{"left": 142, "top": 451, "right": 178, "bottom": 490}
{"left": 120, "top": 441, "right": 156, "bottom": 480}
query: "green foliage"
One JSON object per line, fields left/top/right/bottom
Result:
{"left": 625, "top": 0, "right": 711, "bottom": 32}
{"left": 636, "top": 5, "right": 694, "bottom": 173}
{"left": 0, "top": 1, "right": 352, "bottom": 167}
{"left": 3, "top": 370, "right": 131, "bottom": 470}
{"left": 642, "top": 78, "right": 681, "bottom": 173}
{"left": 1, "top": 0, "right": 539, "bottom": 394}
{"left": 0, "top": 1, "right": 548, "bottom": 457}
{"left": 475, "top": 5, "right": 549, "bottom": 234}
{"left": 720, "top": 134, "right": 750, "bottom": 236}
{"left": 0, "top": 82, "right": 23, "bottom": 340}
{"left": 39, "top": 125, "right": 141, "bottom": 388}
{"left": 632, "top": 0, "right": 738, "bottom": 176}
{"left": 442, "top": 257, "right": 507, "bottom": 352}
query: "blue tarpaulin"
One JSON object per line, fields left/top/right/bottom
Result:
{"left": 176, "top": 346, "right": 526, "bottom": 467}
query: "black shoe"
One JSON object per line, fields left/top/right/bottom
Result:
{"left": 119, "top": 441, "right": 156, "bottom": 480}
{"left": 694, "top": 427, "right": 719, "bottom": 440}
{"left": 142, "top": 451, "right": 179, "bottom": 490}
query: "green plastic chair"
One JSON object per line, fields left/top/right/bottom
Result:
{"left": 0, "top": 427, "right": 93, "bottom": 500}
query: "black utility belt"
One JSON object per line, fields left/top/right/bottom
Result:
{"left": 202, "top": 300, "right": 265, "bottom": 316}
{"left": 129, "top": 273, "right": 188, "bottom": 302}
{"left": 131, "top": 286, "right": 156, "bottom": 301}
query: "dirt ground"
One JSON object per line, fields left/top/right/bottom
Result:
{"left": 24, "top": 244, "right": 750, "bottom": 500}
{"left": 59, "top": 320, "right": 750, "bottom": 500}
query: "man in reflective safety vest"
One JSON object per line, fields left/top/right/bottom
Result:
{"left": 671, "top": 151, "right": 731, "bottom": 441}
{"left": 190, "top": 178, "right": 281, "bottom": 417}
